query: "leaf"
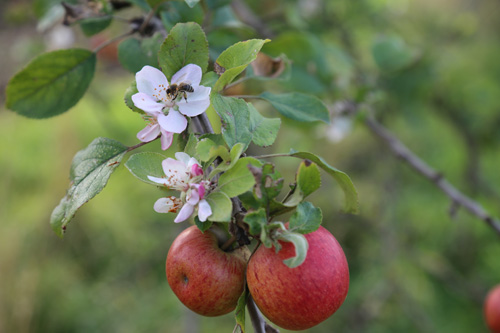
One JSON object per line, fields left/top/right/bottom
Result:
{"left": 183, "top": 133, "right": 199, "bottom": 157}
{"left": 205, "top": 192, "right": 232, "bottom": 222}
{"left": 123, "top": 81, "right": 144, "bottom": 114}
{"left": 247, "top": 53, "right": 290, "bottom": 80}
{"left": 243, "top": 208, "right": 268, "bottom": 236}
{"left": 195, "top": 216, "right": 213, "bottom": 232}
{"left": 372, "top": 36, "right": 417, "bottom": 72}
{"left": 213, "top": 39, "right": 270, "bottom": 92}
{"left": 184, "top": 0, "right": 200, "bottom": 7}
{"left": 210, "top": 94, "right": 252, "bottom": 149}
{"left": 118, "top": 34, "right": 162, "bottom": 73}
{"left": 296, "top": 160, "right": 321, "bottom": 198}
{"left": 217, "top": 157, "right": 263, "bottom": 198}
{"left": 50, "top": 138, "right": 128, "bottom": 237}
{"left": 248, "top": 103, "right": 280, "bottom": 147}
{"left": 284, "top": 159, "right": 321, "bottom": 206}
{"left": 289, "top": 151, "right": 358, "bottom": 213}
{"left": 80, "top": 16, "right": 112, "bottom": 37}
{"left": 6, "top": 48, "right": 96, "bottom": 118}
{"left": 196, "top": 138, "right": 230, "bottom": 162}
{"left": 277, "top": 231, "right": 309, "bottom": 268}
{"left": 124, "top": 152, "right": 167, "bottom": 186}
{"left": 259, "top": 92, "right": 330, "bottom": 123}
{"left": 158, "top": 22, "right": 208, "bottom": 79}
{"left": 234, "top": 287, "right": 249, "bottom": 333}
{"left": 289, "top": 202, "right": 322, "bottom": 234}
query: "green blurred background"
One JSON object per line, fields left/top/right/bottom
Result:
{"left": 1, "top": 0, "right": 500, "bottom": 332}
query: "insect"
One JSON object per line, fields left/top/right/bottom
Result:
{"left": 166, "top": 82, "right": 194, "bottom": 102}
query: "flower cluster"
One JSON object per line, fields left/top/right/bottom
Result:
{"left": 132, "top": 64, "right": 211, "bottom": 150}
{"left": 148, "top": 152, "right": 212, "bottom": 223}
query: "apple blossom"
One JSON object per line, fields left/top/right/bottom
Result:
{"left": 132, "top": 64, "right": 211, "bottom": 150}
{"left": 148, "top": 152, "right": 212, "bottom": 223}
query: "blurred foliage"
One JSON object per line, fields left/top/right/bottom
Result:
{"left": 1, "top": 0, "right": 500, "bottom": 332}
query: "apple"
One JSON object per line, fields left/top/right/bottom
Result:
{"left": 246, "top": 225, "right": 349, "bottom": 330}
{"left": 485, "top": 284, "right": 500, "bottom": 332}
{"left": 166, "top": 225, "right": 249, "bottom": 317}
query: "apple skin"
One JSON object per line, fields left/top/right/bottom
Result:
{"left": 247, "top": 225, "right": 349, "bottom": 331}
{"left": 485, "top": 284, "right": 500, "bottom": 332}
{"left": 166, "top": 225, "right": 249, "bottom": 317}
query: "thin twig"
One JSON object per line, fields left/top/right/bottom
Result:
{"left": 195, "top": 111, "right": 278, "bottom": 332}
{"left": 231, "top": 0, "right": 275, "bottom": 39}
{"left": 363, "top": 114, "right": 500, "bottom": 237}
{"left": 93, "top": 30, "right": 135, "bottom": 54}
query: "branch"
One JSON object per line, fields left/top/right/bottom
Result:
{"left": 361, "top": 111, "right": 500, "bottom": 237}
{"left": 193, "top": 113, "right": 279, "bottom": 332}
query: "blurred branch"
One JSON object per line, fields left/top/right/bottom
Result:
{"left": 339, "top": 101, "right": 500, "bottom": 237}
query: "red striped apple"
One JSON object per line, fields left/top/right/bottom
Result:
{"left": 485, "top": 284, "right": 500, "bottom": 332}
{"left": 166, "top": 225, "right": 249, "bottom": 316}
{"left": 247, "top": 225, "right": 349, "bottom": 330}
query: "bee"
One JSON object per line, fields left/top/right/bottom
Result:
{"left": 166, "top": 82, "right": 194, "bottom": 102}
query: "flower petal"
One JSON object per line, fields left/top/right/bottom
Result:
{"left": 184, "top": 85, "right": 211, "bottom": 102}
{"left": 186, "top": 188, "right": 200, "bottom": 205}
{"left": 171, "top": 64, "right": 202, "bottom": 87}
{"left": 159, "top": 129, "right": 174, "bottom": 150}
{"left": 136, "top": 66, "right": 169, "bottom": 100}
{"left": 174, "top": 203, "right": 195, "bottom": 223}
{"left": 198, "top": 199, "right": 212, "bottom": 222}
{"left": 147, "top": 176, "right": 169, "bottom": 186}
{"left": 161, "top": 158, "right": 190, "bottom": 189}
{"left": 158, "top": 110, "right": 188, "bottom": 134}
{"left": 177, "top": 97, "right": 211, "bottom": 117}
{"left": 174, "top": 152, "right": 191, "bottom": 166}
{"left": 132, "top": 92, "right": 164, "bottom": 113}
{"left": 153, "top": 196, "right": 182, "bottom": 213}
{"left": 137, "top": 123, "right": 160, "bottom": 142}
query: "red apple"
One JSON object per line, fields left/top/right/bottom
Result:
{"left": 166, "top": 225, "right": 249, "bottom": 317}
{"left": 246, "top": 225, "right": 349, "bottom": 330}
{"left": 485, "top": 284, "right": 500, "bottom": 332}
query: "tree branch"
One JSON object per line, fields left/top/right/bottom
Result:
{"left": 193, "top": 113, "right": 279, "bottom": 332}
{"left": 361, "top": 112, "right": 500, "bottom": 237}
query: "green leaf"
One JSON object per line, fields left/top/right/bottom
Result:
{"left": 158, "top": 22, "right": 208, "bottom": 79}
{"left": 234, "top": 287, "right": 249, "bottom": 333}
{"left": 183, "top": 133, "right": 199, "bottom": 157}
{"left": 210, "top": 94, "right": 252, "bottom": 149}
{"left": 259, "top": 92, "right": 330, "bottom": 123}
{"left": 205, "top": 192, "right": 232, "bottom": 222}
{"left": 213, "top": 39, "right": 270, "bottom": 92}
{"left": 289, "top": 202, "right": 322, "bottom": 234}
{"left": 289, "top": 151, "right": 358, "bottom": 213}
{"left": 184, "top": 0, "right": 199, "bottom": 7}
{"left": 372, "top": 36, "right": 417, "bottom": 72}
{"left": 206, "top": 0, "right": 231, "bottom": 9}
{"left": 6, "top": 48, "right": 96, "bottom": 118}
{"left": 284, "top": 159, "right": 321, "bottom": 206}
{"left": 196, "top": 138, "right": 230, "bottom": 162}
{"left": 296, "top": 160, "right": 321, "bottom": 197}
{"left": 195, "top": 216, "right": 213, "bottom": 232}
{"left": 218, "top": 157, "right": 262, "bottom": 198}
{"left": 243, "top": 208, "right": 268, "bottom": 236}
{"left": 248, "top": 103, "right": 280, "bottom": 147}
{"left": 201, "top": 71, "right": 219, "bottom": 88}
{"left": 277, "top": 231, "right": 309, "bottom": 268}
{"left": 50, "top": 138, "right": 128, "bottom": 237}
{"left": 118, "top": 34, "right": 162, "bottom": 73}
{"left": 80, "top": 16, "right": 112, "bottom": 37}
{"left": 123, "top": 81, "right": 144, "bottom": 114}
{"left": 124, "top": 152, "right": 167, "bottom": 186}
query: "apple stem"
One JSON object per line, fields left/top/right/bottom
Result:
{"left": 220, "top": 235, "right": 237, "bottom": 251}
{"left": 193, "top": 113, "right": 279, "bottom": 333}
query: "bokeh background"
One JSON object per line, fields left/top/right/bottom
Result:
{"left": 1, "top": 0, "right": 500, "bottom": 332}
